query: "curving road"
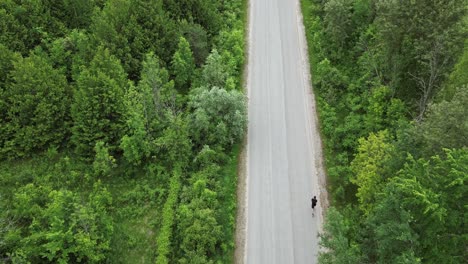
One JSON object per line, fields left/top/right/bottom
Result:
{"left": 245, "top": 0, "right": 327, "bottom": 263}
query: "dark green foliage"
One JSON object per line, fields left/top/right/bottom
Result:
{"left": 402, "top": 87, "right": 468, "bottom": 158}
{"left": 375, "top": 0, "right": 467, "bottom": 115}
{"left": 91, "top": 0, "right": 179, "bottom": 79}
{"left": 163, "top": 0, "right": 221, "bottom": 37}
{"left": 182, "top": 23, "right": 210, "bottom": 67}
{"left": 45, "top": 0, "right": 96, "bottom": 29}
{"left": 1, "top": 53, "right": 69, "bottom": 159}
{"left": 0, "top": 44, "right": 20, "bottom": 86}
{"left": 71, "top": 47, "right": 128, "bottom": 158}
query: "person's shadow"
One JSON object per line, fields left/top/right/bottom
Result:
{"left": 311, "top": 207, "right": 315, "bottom": 217}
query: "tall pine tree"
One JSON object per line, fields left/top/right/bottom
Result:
{"left": 71, "top": 47, "right": 129, "bottom": 158}
{"left": 2, "top": 53, "right": 69, "bottom": 158}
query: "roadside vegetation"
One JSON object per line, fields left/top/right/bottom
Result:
{"left": 301, "top": 0, "right": 467, "bottom": 262}
{"left": 0, "top": 0, "right": 247, "bottom": 262}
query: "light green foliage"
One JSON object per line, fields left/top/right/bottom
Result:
{"left": 443, "top": 42, "right": 468, "bottom": 100}
{"left": 71, "top": 47, "right": 128, "bottom": 158}
{"left": 120, "top": 85, "right": 151, "bottom": 166}
{"left": 177, "top": 167, "right": 223, "bottom": 263}
{"left": 139, "top": 53, "right": 177, "bottom": 117}
{"left": 172, "top": 37, "right": 195, "bottom": 91}
{"left": 319, "top": 207, "right": 361, "bottom": 264}
{"left": 202, "top": 49, "right": 229, "bottom": 88}
{"left": 1, "top": 53, "right": 69, "bottom": 158}
{"left": 351, "top": 130, "right": 395, "bottom": 215}
{"left": 156, "top": 168, "right": 181, "bottom": 264}
{"left": 364, "top": 149, "right": 468, "bottom": 263}
{"left": 155, "top": 113, "right": 192, "bottom": 170}
{"left": 217, "top": 29, "right": 245, "bottom": 82}
{"left": 365, "top": 86, "right": 405, "bottom": 132}
{"left": 93, "top": 141, "right": 116, "bottom": 177}
{"left": 398, "top": 150, "right": 467, "bottom": 262}
{"left": 189, "top": 87, "right": 247, "bottom": 148}
{"left": 6, "top": 182, "right": 113, "bottom": 263}
{"left": 193, "top": 145, "right": 226, "bottom": 170}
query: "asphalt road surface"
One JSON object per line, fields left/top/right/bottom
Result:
{"left": 245, "top": 0, "right": 327, "bottom": 263}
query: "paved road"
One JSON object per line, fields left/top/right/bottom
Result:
{"left": 245, "top": 0, "right": 327, "bottom": 263}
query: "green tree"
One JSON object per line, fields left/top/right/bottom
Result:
{"left": 367, "top": 181, "right": 421, "bottom": 264}
{"left": 7, "top": 182, "right": 113, "bottom": 263}
{"left": 1, "top": 53, "right": 69, "bottom": 158}
{"left": 138, "top": 52, "right": 177, "bottom": 120}
{"left": 366, "top": 149, "right": 467, "bottom": 263}
{"left": 91, "top": 0, "right": 179, "bottom": 79}
{"left": 404, "top": 88, "right": 468, "bottom": 158}
{"left": 62, "top": 0, "right": 95, "bottom": 29}
{"left": 319, "top": 207, "right": 361, "bottom": 264}
{"left": 202, "top": 49, "right": 229, "bottom": 88}
{"left": 189, "top": 87, "right": 247, "bottom": 149}
{"left": 0, "top": 44, "right": 20, "bottom": 86}
{"left": 172, "top": 36, "right": 195, "bottom": 91}
{"left": 442, "top": 41, "right": 468, "bottom": 100}
{"left": 364, "top": 86, "right": 405, "bottom": 133}
{"left": 323, "top": 0, "right": 353, "bottom": 59}
{"left": 155, "top": 113, "right": 192, "bottom": 170}
{"left": 398, "top": 150, "right": 467, "bottom": 262}
{"left": 375, "top": 0, "right": 467, "bottom": 117}
{"left": 0, "top": 0, "right": 66, "bottom": 55}
{"left": 350, "top": 130, "right": 396, "bottom": 215}
{"left": 120, "top": 85, "right": 151, "bottom": 166}
{"left": 71, "top": 47, "right": 128, "bottom": 158}
{"left": 177, "top": 168, "right": 222, "bottom": 263}
{"left": 217, "top": 29, "right": 244, "bottom": 79}
{"left": 93, "top": 141, "right": 116, "bottom": 177}
{"left": 182, "top": 23, "right": 210, "bottom": 67}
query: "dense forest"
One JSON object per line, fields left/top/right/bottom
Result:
{"left": 301, "top": 0, "right": 467, "bottom": 263}
{"left": 0, "top": 0, "right": 246, "bottom": 263}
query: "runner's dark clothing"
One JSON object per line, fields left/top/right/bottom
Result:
{"left": 311, "top": 196, "right": 318, "bottom": 209}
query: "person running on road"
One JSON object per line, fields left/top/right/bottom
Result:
{"left": 311, "top": 196, "right": 317, "bottom": 210}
